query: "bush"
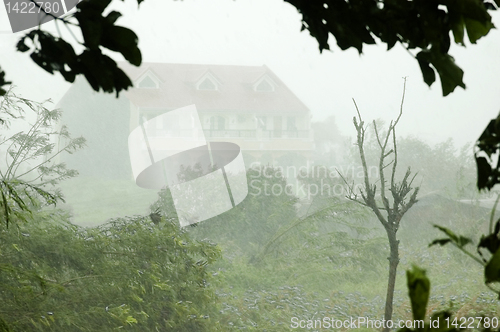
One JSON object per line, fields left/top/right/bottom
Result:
{"left": 0, "top": 213, "right": 222, "bottom": 331}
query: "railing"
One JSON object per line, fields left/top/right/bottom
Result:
{"left": 147, "top": 129, "right": 202, "bottom": 138}
{"left": 148, "top": 129, "right": 311, "bottom": 139}
{"left": 204, "top": 130, "right": 256, "bottom": 138}
{"left": 259, "top": 130, "right": 310, "bottom": 139}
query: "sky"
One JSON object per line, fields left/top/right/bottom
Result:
{"left": 1, "top": 0, "right": 500, "bottom": 149}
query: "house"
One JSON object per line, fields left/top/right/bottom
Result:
{"left": 56, "top": 63, "right": 314, "bottom": 179}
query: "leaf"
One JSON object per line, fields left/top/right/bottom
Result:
{"left": 465, "top": 18, "right": 494, "bottom": 43}
{"left": 16, "top": 37, "right": 30, "bottom": 52}
{"left": 419, "top": 48, "right": 466, "bottom": 96}
{"left": 485, "top": 248, "right": 500, "bottom": 283}
{"left": 416, "top": 52, "right": 436, "bottom": 86}
{"left": 434, "top": 225, "right": 459, "bottom": 243}
{"left": 429, "top": 238, "right": 452, "bottom": 247}
{"left": 78, "top": 50, "right": 133, "bottom": 96}
{"left": 75, "top": 10, "right": 103, "bottom": 50}
{"left": 449, "top": 12, "right": 465, "bottom": 45}
{"left": 17, "top": 31, "right": 79, "bottom": 83}
{"left": 431, "top": 52, "right": 466, "bottom": 96}
{"left": 101, "top": 26, "right": 142, "bottom": 66}
{"left": 457, "top": 236, "right": 472, "bottom": 248}
{"left": 106, "top": 11, "right": 122, "bottom": 24}
{"left": 0, "top": 68, "right": 10, "bottom": 96}
{"left": 478, "top": 219, "right": 500, "bottom": 256}
{"left": 0, "top": 317, "right": 13, "bottom": 331}
{"left": 406, "top": 265, "right": 430, "bottom": 322}
{"left": 0, "top": 184, "right": 11, "bottom": 228}
{"left": 476, "top": 156, "right": 493, "bottom": 190}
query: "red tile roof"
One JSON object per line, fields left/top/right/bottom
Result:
{"left": 119, "top": 62, "right": 310, "bottom": 114}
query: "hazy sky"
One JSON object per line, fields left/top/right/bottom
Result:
{"left": 1, "top": 0, "right": 500, "bottom": 149}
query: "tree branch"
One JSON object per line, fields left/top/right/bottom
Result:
{"left": 352, "top": 99, "right": 388, "bottom": 226}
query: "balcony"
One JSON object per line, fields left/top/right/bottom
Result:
{"left": 204, "top": 130, "right": 256, "bottom": 138}
{"left": 205, "top": 129, "right": 311, "bottom": 139}
{"left": 146, "top": 129, "right": 311, "bottom": 140}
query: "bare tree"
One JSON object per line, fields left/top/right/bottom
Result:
{"left": 340, "top": 79, "right": 419, "bottom": 330}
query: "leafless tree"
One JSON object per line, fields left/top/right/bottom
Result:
{"left": 340, "top": 78, "right": 419, "bottom": 330}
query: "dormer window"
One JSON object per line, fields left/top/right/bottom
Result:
{"left": 253, "top": 75, "right": 276, "bottom": 92}
{"left": 136, "top": 70, "right": 160, "bottom": 89}
{"left": 196, "top": 72, "right": 220, "bottom": 91}
{"left": 138, "top": 76, "right": 157, "bottom": 88}
{"left": 256, "top": 79, "right": 273, "bottom": 92}
{"left": 199, "top": 78, "right": 217, "bottom": 90}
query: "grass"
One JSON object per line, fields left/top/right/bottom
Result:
{"left": 57, "top": 176, "right": 158, "bottom": 227}
{"left": 55, "top": 176, "right": 500, "bottom": 331}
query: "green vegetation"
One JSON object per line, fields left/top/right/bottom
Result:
{"left": 1, "top": 168, "right": 497, "bottom": 331}
{"left": 58, "top": 177, "right": 157, "bottom": 227}
{"left": 0, "top": 214, "right": 221, "bottom": 331}
{"left": 0, "top": 88, "right": 85, "bottom": 226}
{"left": 1, "top": 89, "right": 499, "bottom": 331}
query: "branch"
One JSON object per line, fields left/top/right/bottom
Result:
{"left": 351, "top": 99, "right": 388, "bottom": 226}
{"left": 337, "top": 169, "right": 364, "bottom": 203}
{"left": 390, "top": 77, "right": 406, "bottom": 193}
{"left": 352, "top": 99, "right": 371, "bottom": 197}
{"left": 61, "top": 275, "right": 103, "bottom": 286}
{"left": 390, "top": 126, "right": 398, "bottom": 192}
{"left": 16, "top": 137, "right": 84, "bottom": 179}
{"left": 374, "top": 120, "right": 392, "bottom": 213}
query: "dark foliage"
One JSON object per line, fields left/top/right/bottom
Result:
{"left": 285, "top": 0, "right": 496, "bottom": 96}
{"left": 476, "top": 116, "right": 500, "bottom": 191}
{"left": 11, "top": 0, "right": 143, "bottom": 97}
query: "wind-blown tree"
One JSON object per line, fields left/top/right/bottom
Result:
{"left": 0, "top": 88, "right": 85, "bottom": 226}
{"left": 341, "top": 81, "right": 419, "bottom": 329}
{"left": 253, "top": 173, "right": 386, "bottom": 288}
{"left": 0, "top": 214, "right": 222, "bottom": 331}
{"left": 151, "top": 164, "right": 299, "bottom": 258}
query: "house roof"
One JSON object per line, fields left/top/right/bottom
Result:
{"left": 119, "top": 62, "right": 310, "bottom": 114}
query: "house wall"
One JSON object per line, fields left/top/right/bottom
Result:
{"left": 56, "top": 64, "right": 316, "bottom": 181}
{"left": 198, "top": 111, "right": 310, "bottom": 131}
{"left": 57, "top": 79, "right": 133, "bottom": 180}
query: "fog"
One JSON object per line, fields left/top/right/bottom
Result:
{"left": 2, "top": 0, "right": 500, "bottom": 146}
{"left": 1, "top": 1, "right": 500, "bottom": 331}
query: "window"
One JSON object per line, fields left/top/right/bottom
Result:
{"left": 198, "top": 78, "right": 217, "bottom": 90}
{"left": 256, "top": 116, "right": 267, "bottom": 130}
{"left": 256, "top": 79, "right": 274, "bottom": 92}
{"left": 210, "top": 116, "right": 226, "bottom": 130}
{"left": 287, "top": 116, "right": 297, "bottom": 131}
{"left": 254, "top": 75, "right": 276, "bottom": 92}
{"left": 138, "top": 75, "right": 158, "bottom": 88}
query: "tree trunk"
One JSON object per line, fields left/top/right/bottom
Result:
{"left": 383, "top": 229, "right": 400, "bottom": 332}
